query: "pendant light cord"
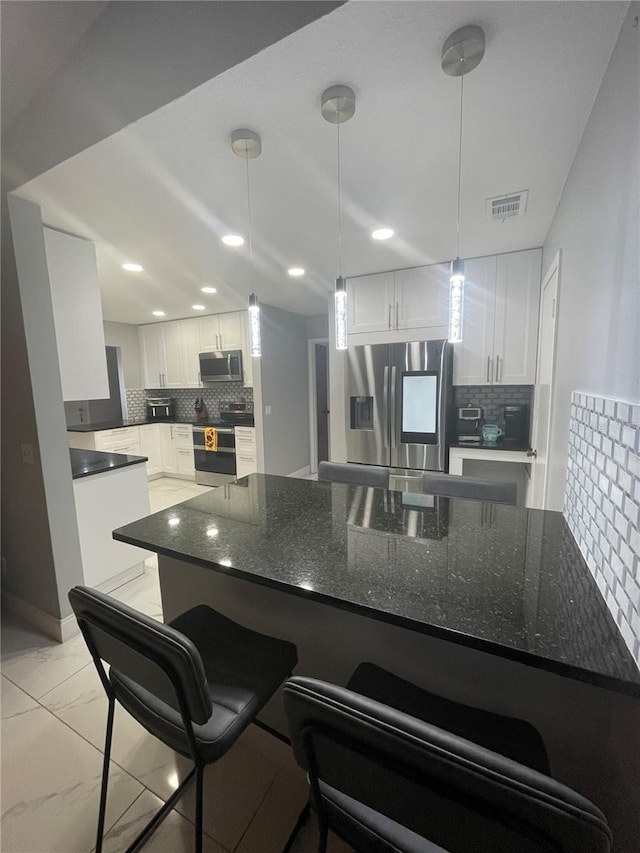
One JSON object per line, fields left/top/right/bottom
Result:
{"left": 245, "top": 150, "right": 253, "bottom": 262}
{"left": 456, "top": 75, "right": 464, "bottom": 259}
{"left": 336, "top": 107, "right": 343, "bottom": 278}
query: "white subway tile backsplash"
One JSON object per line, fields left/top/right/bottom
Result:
{"left": 567, "top": 391, "right": 640, "bottom": 669}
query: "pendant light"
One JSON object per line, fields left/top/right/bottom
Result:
{"left": 232, "top": 128, "right": 263, "bottom": 357}
{"left": 442, "top": 25, "right": 486, "bottom": 343}
{"left": 321, "top": 85, "right": 356, "bottom": 351}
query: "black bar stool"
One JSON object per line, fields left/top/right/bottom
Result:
{"left": 284, "top": 662, "right": 612, "bottom": 853}
{"left": 69, "top": 585, "right": 297, "bottom": 853}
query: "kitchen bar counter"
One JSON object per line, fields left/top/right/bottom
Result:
{"left": 114, "top": 473, "right": 640, "bottom": 697}
{"left": 69, "top": 447, "right": 148, "bottom": 479}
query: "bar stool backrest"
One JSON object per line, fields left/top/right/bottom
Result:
{"left": 69, "top": 585, "right": 212, "bottom": 725}
{"left": 284, "top": 677, "right": 612, "bottom": 853}
{"left": 421, "top": 471, "right": 517, "bottom": 505}
{"left": 318, "top": 461, "right": 390, "bottom": 489}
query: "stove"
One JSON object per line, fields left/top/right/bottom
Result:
{"left": 193, "top": 401, "right": 254, "bottom": 486}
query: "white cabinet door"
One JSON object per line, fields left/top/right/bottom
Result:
{"left": 139, "top": 324, "right": 165, "bottom": 388}
{"left": 162, "top": 322, "right": 184, "bottom": 388}
{"left": 347, "top": 272, "right": 395, "bottom": 334}
{"left": 494, "top": 249, "right": 541, "bottom": 385}
{"left": 394, "top": 264, "right": 449, "bottom": 330}
{"left": 139, "top": 424, "right": 162, "bottom": 477}
{"left": 160, "top": 424, "right": 177, "bottom": 474}
{"left": 176, "top": 446, "right": 195, "bottom": 476}
{"left": 180, "top": 319, "right": 202, "bottom": 387}
{"left": 218, "top": 312, "right": 243, "bottom": 350}
{"left": 198, "top": 315, "right": 220, "bottom": 351}
{"left": 453, "top": 256, "right": 497, "bottom": 386}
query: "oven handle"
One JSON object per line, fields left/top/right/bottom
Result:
{"left": 193, "top": 445, "right": 235, "bottom": 454}
{"left": 192, "top": 426, "right": 235, "bottom": 434}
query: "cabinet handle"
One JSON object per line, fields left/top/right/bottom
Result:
{"left": 495, "top": 355, "right": 501, "bottom": 384}
{"left": 388, "top": 304, "right": 392, "bottom": 329}
{"left": 486, "top": 356, "right": 492, "bottom": 383}
{"left": 395, "top": 302, "right": 399, "bottom": 328}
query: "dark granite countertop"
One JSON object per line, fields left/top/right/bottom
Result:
{"left": 70, "top": 447, "right": 148, "bottom": 479}
{"left": 113, "top": 473, "right": 640, "bottom": 697}
{"left": 67, "top": 418, "right": 194, "bottom": 432}
{"left": 68, "top": 418, "right": 254, "bottom": 432}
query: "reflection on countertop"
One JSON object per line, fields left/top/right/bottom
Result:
{"left": 113, "top": 473, "right": 640, "bottom": 697}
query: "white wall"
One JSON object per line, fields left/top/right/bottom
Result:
{"left": 104, "top": 321, "right": 142, "bottom": 388}
{"left": 542, "top": 3, "right": 640, "bottom": 510}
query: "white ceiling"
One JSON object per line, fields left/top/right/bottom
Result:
{"left": 15, "top": 1, "right": 626, "bottom": 324}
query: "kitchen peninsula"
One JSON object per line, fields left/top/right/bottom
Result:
{"left": 114, "top": 473, "right": 640, "bottom": 848}
{"left": 71, "top": 447, "right": 150, "bottom": 591}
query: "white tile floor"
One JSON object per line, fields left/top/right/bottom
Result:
{"left": 1, "top": 477, "right": 350, "bottom": 853}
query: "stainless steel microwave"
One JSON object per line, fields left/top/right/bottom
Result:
{"left": 199, "top": 350, "right": 243, "bottom": 383}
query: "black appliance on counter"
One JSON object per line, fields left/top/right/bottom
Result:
{"left": 503, "top": 404, "right": 530, "bottom": 447}
{"left": 456, "top": 405, "right": 483, "bottom": 444}
{"left": 193, "top": 401, "right": 254, "bottom": 487}
{"left": 147, "top": 397, "right": 176, "bottom": 420}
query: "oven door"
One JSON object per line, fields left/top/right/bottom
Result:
{"left": 192, "top": 426, "right": 236, "bottom": 486}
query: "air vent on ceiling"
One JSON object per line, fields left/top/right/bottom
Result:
{"left": 486, "top": 190, "right": 528, "bottom": 221}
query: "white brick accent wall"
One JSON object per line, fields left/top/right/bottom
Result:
{"left": 566, "top": 392, "right": 640, "bottom": 668}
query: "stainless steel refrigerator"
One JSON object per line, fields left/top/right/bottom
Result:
{"left": 345, "top": 339, "right": 454, "bottom": 473}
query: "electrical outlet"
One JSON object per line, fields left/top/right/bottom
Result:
{"left": 265, "top": 405, "right": 272, "bottom": 415}
{"left": 21, "top": 443, "right": 34, "bottom": 464}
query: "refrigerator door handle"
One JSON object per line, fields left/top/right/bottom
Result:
{"left": 390, "top": 365, "right": 397, "bottom": 448}
{"left": 383, "top": 366, "right": 389, "bottom": 448}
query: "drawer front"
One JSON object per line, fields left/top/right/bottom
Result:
{"left": 110, "top": 442, "right": 142, "bottom": 457}
{"left": 234, "top": 427, "right": 255, "bottom": 440}
{"left": 95, "top": 426, "right": 139, "bottom": 450}
{"left": 236, "top": 453, "right": 257, "bottom": 478}
{"left": 173, "top": 424, "right": 193, "bottom": 447}
{"left": 176, "top": 446, "right": 195, "bottom": 474}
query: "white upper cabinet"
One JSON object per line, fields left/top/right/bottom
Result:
{"left": 452, "top": 256, "right": 497, "bottom": 386}
{"left": 162, "top": 322, "right": 184, "bottom": 387}
{"left": 346, "top": 265, "right": 449, "bottom": 344}
{"left": 179, "top": 318, "right": 202, "bottom": 387}
{"left": 453, "top": 249, "right": 541, "bottom": 386}
{"left": 44, "top": 228, "right": 109, "bottom": 401}
{"left": 347, "top": 272, "right": 395, "bottom": 334}
{"left": 394, "top": 265, "right": 449, "bottom": 330}
{"left": 199, "top": 311, "right": 243, "bottom": 351}
{"left": 139, "top": 324, "right": 166, "bottom": 388}
{"left": 139, "top": 310, "right": 252, "bottom": 389}
{"left": 494, "top": 250, "right": 542, "bottom": 385}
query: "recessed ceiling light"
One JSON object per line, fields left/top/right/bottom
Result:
{"left": 371, "top": 228, "right": 394, "bottom": 241}
{"left": 152, "top": 310, "right": 166, "bottom": 317}
{"left": 192, "top": 304, "right": 206, "bottom": 311}
{"left": 288, "top": 267, "right": 305, "bottom": 277}
{"left": 201, "top": 286, "right": 217, "bottom": 294}
{"left": 122, "top": 262, "right": 143, "bottom": 271}
{"left": 222, "top": 234, "right": 244, "bottom": 247}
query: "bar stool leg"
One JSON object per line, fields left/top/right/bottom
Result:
{"left": 95, "top": 695, "right": 116, "bottom": 853}
{"left": 195, "top": 764, "right": 204, "bottom": 853}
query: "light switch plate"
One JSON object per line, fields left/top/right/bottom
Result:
{"left": 265, "top": 405, "right": 272, "bottom": 415}
{"left": 21, "top": 443, "right": 34, "bottom": 464}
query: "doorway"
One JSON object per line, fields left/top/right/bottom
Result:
{"left": 530, "top": 251, "right": 561, "bottom": 509}
{"left": 308, "top": 339, "right": 330, "bottom": 473}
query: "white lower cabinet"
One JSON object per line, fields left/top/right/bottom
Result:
{"left": 139, "top": 424, "right": 163, "bottom": 478}
{"left": 69, "top": 422, "right": 197, "bottom": 481}
{"left": 234, "top": 426, "right": 257, "bottom": 478}
{"left": 160, "top": 424, "right": 178, "bottom": 475}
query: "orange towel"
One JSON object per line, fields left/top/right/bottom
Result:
{"left": 204, "top": 427, "right": 218, "bottom": 452}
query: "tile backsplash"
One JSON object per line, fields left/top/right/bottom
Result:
{"left": 566, "top": 392, "right": 640, "bottom": 668}
{"left": 126, "top": 384, "right": 253, "bottom": 422}
{"left": 453, "top": 385, "right": 533, "bottom": 426}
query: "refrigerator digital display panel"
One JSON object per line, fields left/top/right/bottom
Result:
{"left": 401, "top": 371, "right": 439, "bottom": 444}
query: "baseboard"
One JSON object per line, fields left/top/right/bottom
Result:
{"left": 96, "top": 561, "right": 145, "bottom": 595}
{"left": 1, "top": 590, "right": 79, "bottom": 643}
{"left": 287, "top": 465, "right": 311, "bottom": 479}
